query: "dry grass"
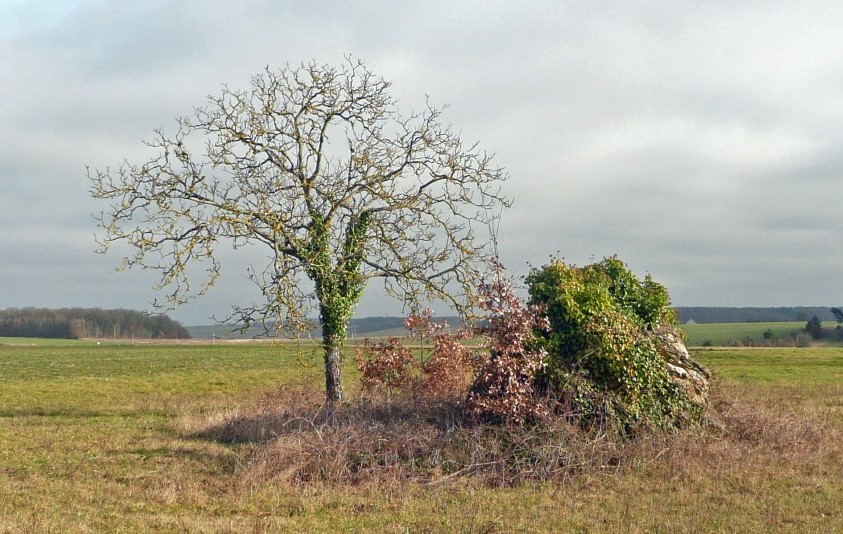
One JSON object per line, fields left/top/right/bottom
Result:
{"left": 181, "top": 378, "right": 843, "bottom": 499}
{"left": 184, "top": 385, "right": 624, "bottom": 488}
{"left": 622, "top": 383, "right": 842, "bottom": 480}
{"left": 4, "top": 344, "right": 843, "bottom": 531}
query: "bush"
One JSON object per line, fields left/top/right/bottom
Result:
{"left": 355, "top": 309, "right": 478, "bottom": 404}
{"left": 357, "top": 257, "right": 706, "bottom": 431}
{"left": 526, "top": 256, "right": 702, "bottom": 430}
{"left": 356, "top": 268, "right": 550, "bottom": 425}
{"left": 466, "top": 272, "right": 550, "bottom": 425}
{"left": 805, "top": 316, "right": 823, "bottom": 340}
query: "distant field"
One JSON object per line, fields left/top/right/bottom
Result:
{"left": 679, "top": 321, "right": 809, "bottom": 346}
{"left": 183, "top": 319, "right": 821, "bottom": 347}
{"left": 1, "top": 339, "right": 842, "bottom": 531}
{"left": 0, "top": 336, "right": 97, "bottom": 347}
{"left": 0, "top": 318, "right": 822, "bottom": 349}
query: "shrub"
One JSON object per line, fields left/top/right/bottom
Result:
{"left": 805, "top": 315, "right": 823, "bottom": 340}
{"left": 466, "top": 272, "right": 550, "bottom": 425}
{"left": 356, "top": 268, "right": 550, "bottom": 425}
{"left": 357, "top": 257, "right": 705, "bottom": 430}
{"left": 355, "top": 309, "right": 477, "bottom": 404}
{"left": 526, "top": 256, "right": 702, "bottom": 430}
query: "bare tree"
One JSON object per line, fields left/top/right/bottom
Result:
{"left": 89, "top": 58, "right": 509, "bottom": 402}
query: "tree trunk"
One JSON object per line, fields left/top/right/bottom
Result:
{"left": 323, "top": 334, "right": 345, "bottom": 402}
{"left": 320, "top": 302, "right": 349, "bottom": 402}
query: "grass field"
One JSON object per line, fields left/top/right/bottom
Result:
{"left": 1, "top": 340, "right": 842, "bottom": 532}
{"left": 679, "top": 321, "right": 809, "bottom": 346}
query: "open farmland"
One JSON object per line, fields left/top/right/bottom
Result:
{"left": 1, "top": 339, "right": 842, "bottom": 532}
{"left": 680, "top": 321, "right": 809, "bottom": 346}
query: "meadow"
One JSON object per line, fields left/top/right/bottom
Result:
{"left": 1, "top": 337, "right": 842, "bottom": 532}
{"left": 680, "top": 321, "right": 808, "bottom": 346}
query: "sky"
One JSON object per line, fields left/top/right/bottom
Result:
{"left": 2, "top": 1, "right": 843, "bottom": 326}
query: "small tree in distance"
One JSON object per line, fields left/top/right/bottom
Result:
{"left": 805, "top": 316, "right": 823, "bottom": 339}
{"left": 89, "top": 58, "right": 509, "bottom": 402}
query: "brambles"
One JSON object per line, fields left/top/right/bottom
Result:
{"left": 357, "top": 257, "right": 708, "bottom": 431}
{"left": 355, "top": 269, "right": 551, "bottom": 424}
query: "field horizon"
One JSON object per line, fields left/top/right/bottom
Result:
{"left": 3, "top": 316, "right": 836, "bottom": 351}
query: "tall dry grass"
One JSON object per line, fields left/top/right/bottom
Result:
{"left": 181, "top": 379, "right": 843, "bottom": 491}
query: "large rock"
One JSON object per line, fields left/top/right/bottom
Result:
{"left": 654, "top": 327, "right": 710, "bottom": 408}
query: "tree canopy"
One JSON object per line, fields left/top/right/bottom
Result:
{"left": 90, "top": 58, "right": 509, "bottom": 401}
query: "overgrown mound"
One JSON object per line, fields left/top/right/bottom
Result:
{"left": 354, "top": 256, "right": 709, "bottom": 431}
{"left": 190, "top": 385, "right": 635, "bottom": 487}
{"left": 187, "top": 257, "right": 718, "bottom": 487}
{"left": 184, "top": 380, "right": 839, "bottom": 488}
{"left": 526, "top": 256, "right": 709, "bottom": 430}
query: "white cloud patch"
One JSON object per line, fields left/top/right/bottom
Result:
{"left": 3, "top": 0, "right": 843, "bottom": 324}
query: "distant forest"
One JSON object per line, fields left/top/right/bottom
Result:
{"left": 7, "top": 307, "right": 831, "bottom": 340}
{"left": 0, "top": 308, "right": 190, "bottom": 339}
{"left": 674, "top": 307, "right": 837, "bottom": 324}
{"left": 186, "top": 316, "right": 459, "bottom": 340}
{"left": 344, "top": 309, "right": 837, "bottom": 331}
{"left": 186, "top": 308, "right": 842, "bottom": 339}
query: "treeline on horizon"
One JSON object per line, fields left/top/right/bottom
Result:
{"left": 186, "top": 315, "right": 463, "bottom": 339}
{"left": 674, "top": 307, "right": 837, "bottom": 324}
{"left": 346, "top": 309, "right": 837, "bottom": 329}
{"left": 188, "top": 308, "right": 842, "bottom": 340}
{"left": 0, "top": 308, "right": 190, "bottom": 340}
{"left": 6, "top": 307, "right": 833, "bottom": 340}
{"left": 345, "top": 309, "right": 837, "bottom": 331}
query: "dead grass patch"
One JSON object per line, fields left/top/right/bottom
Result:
{"left": 182, "top": 379, "right": 843, "bottom": 493}
{"left": 184, "top": 384, "right": 630, "bottom": 487}
{"left": 620, "top": 384, "right": 842, "bottom": 480}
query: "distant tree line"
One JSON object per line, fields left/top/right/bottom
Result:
{"left": 0, "top": 308, "right": 190, "bottom": 339}
{"left": 801, "top": 308, "right": 843, "bottom": 341}
{"left": 186, "top": 315, "right": 462, "bottom": 340}
{"left": 675, "top": 307, "right": 837, "bottom": 324}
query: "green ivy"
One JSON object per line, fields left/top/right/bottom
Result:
{"left": 526, "top": 256, "right": 697, "bottom": 430}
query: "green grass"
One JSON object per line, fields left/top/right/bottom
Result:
{"left": 693, "top": 347, "right": 843, "bottom": 424}
{"left": 0, "top": 343, "right": 319, "bottom": 416}
{"left": 0, "top": 336, "right": 99, "bottom": 347}
{"left": 1, "top": 341, "right": 842, "bottom": 531}
{"left": 694, "top": 347, "right": 843, "bottom": 383}
{"left": 679, "top": 321, "right": 808, "bottom": 346}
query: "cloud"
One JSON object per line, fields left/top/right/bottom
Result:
{"left": 3, "top": 1, "right": 843, "bottom": 324}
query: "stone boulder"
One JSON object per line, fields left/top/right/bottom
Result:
{"left": 654, "top": 327, "right": 711, "bottom": 409}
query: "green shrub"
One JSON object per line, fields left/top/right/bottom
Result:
{"left": 526, "top": 256, "right": 699, "bottom": 430}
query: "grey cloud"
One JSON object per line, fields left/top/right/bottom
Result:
{"left": 3, "top": 1, "right": 843, "bottom": 324}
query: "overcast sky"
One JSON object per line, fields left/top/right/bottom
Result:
{"left": 2, "top": 1, "right": 843, "bottom": 325}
